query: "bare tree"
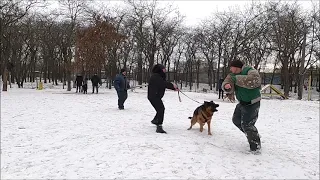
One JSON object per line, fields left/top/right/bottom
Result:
{"left": 57, "top": 0, "right": 88, "bottom": 91}
{"left": 1, "top": 0, "right": 38, "bottom": 91}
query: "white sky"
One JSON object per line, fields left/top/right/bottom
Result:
{"left": 44, "top": 0, "right": 315, "bottom": 26}
{"left": 158, "top": 0, "right": 314, "bottom": 26}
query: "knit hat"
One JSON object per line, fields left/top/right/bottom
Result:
{"left": 120, "top": 68, "right": 126, "bottom": 73}
{"left": 152, "top": 64, "right": 165, "bottom": 73}
{"left": 230, "top": 60, "right": 243, "bottom": 68}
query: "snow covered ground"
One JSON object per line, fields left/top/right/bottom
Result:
{"left": 1, "top": 84, "right": 319, "bottom": 179}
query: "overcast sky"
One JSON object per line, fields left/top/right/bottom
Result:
{"left": 104, "top": 0, "right": 315, "bottom": 26}
{"left": 44, "top": 0, "right": 316, "bottom": 26}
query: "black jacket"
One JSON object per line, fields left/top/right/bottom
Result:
{"left": 148, "top": 64, "right": 175, "bottom": 99}
{"left": 75, "top": 75, "right": 83, "bottom": 86}
{"left": 91, "top": 75, "right": 101, "bottom": 86}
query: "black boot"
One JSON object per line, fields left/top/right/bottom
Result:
{"left": 246, "top": 132, "right": 261, "bottom": 151}
{"left": 156, "top": 125, "right": 166, "bottom": 133}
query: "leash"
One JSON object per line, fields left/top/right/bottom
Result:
{"left": 178, "top": 90, "right": 202, "bottom": 104}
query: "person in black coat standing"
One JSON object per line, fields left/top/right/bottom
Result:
{"left": 148, "top": 64, "right": 178, "bottom": 133}
{"left": 91, "top": 73, "right": 102, "bottom": 94}
{"left": 218, "top": 78, "right": 224, "bottom": 99}
{"left": 75, "top": 75, "right": 83, "bottom": 93}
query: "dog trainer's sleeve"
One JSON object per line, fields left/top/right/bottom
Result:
{"left": 165, "top": 82, "right": 175, "bottom": 90}
{"left": 235, "top": 69, "right": 261, "bottom": 89}
{"left": 221, "top": 74, "right": 235, "bottom": 93}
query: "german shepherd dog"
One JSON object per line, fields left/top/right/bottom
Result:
{"left": 187, "top": 101, "right": 219, "bottom": 135}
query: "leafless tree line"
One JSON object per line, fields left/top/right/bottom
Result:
{"left": 1, "top": 0, "right": 319, "bottom": 99}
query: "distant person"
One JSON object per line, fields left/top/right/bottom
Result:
{"left": 218, "top": 78, "right": 224, "bottom": 99}
{"left": 91, "top": 73, "right": 101, "bottom": 94}
{"left": 114, "top": 68, "right": 130, "bottom": 110}
{"left": 75, "top": 74, "right": 83, "bottom": 93}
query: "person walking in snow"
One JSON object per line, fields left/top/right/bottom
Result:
{"left": 148, "top": 64, "right": 179, "bottom": 134}
{"left": 114, "top": 68, "right": 130, "bottom": 110}
{"left": 222, "top": 59, "right": 262, "bottom": 152}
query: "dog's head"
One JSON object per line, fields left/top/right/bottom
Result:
{"left": 203, "top": 101, "right": 219, "bottom": 113}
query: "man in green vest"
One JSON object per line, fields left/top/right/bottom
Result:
{"left": 222, "top": 60, "right": 262, "bottom": 152}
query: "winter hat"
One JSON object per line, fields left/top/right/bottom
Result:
{"left": 230, "top": 60, "right": 244, "bottom": 68}
{"left": 152, "top": 64, "right": 165, "bottom": 73}
{"left": 120, "top": 68, "right": 126, "bottom": 73}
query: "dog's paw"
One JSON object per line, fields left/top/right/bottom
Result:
{"left": 208, "top": 133, "right": 212, "bottom": 136}
{"left": 187, "top": 127, "right": 192, "bottom": 130}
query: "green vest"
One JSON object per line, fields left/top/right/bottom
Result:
{"left": 234, "top": 66, "right": 261, "bottom": 103}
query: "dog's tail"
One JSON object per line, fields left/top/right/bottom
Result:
{"left": 188, "top": 117, "right": 192, "bottom": 119}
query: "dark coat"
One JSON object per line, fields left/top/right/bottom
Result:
{"left": 114, "top": 74, "right": 130, "bottom": 92}
{"left": 218, "top": 79, "right": 224, "bottom": 90}
{"left": 75, "top": 75, "right": 83, "bottom": 86}
{"left": 147, "top": 64, "right": 175, "bottom": 100}
{"left": 91, "top": 75, "right": 101, "bottom": 86}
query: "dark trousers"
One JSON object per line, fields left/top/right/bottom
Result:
{"left": 92, "top": 85, "right": 99, "bottom": 93}
{"left": 232, "top": 101, "right": 261, "bottom": 147}
{"left": 149, "top": 98, "right": 165, "bottom": 125}
{"left": 218, "top": 89, "right": 224, "bottom": 99}
{"left": 76, "top": 85, "right": 82, "bottom": 93}
{"left": 117, "top": 90, "right": 128, "bottom": 109}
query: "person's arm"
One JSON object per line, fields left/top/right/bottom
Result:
{"left": 127, "top": 81, "right": 131, "bottom": 89}
{"left": 221, "top": 74, "right": 235, "bottom": 93}
{"left": 165, "top": 82, "right": 176, "bottom": 90}
{"left": 233, "top": 69, "right": 261, "bottom": 89}
{"left": 114, "top": 76, "right": 120, "bottom": 91}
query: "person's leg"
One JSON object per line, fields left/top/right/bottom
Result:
{"left": 149, "top": 99, "right": 158, "bottom": 124}
{"left": 122, "top": 91, "right": 128, "bottom": 108}
{"left": 149, "top": 98, "right": 166, "bottom": 133}
{"left": 117, "top": 91, "right": 124, "bottom": 109}
{"left": 240, "top": 101, "right": 261, "bottom": 151}
{"left": 232, "top": 103, "right": 244, "bottom": 133}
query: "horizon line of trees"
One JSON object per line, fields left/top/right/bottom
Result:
{"left": 1, "top": 0, "right": 319, "bottom": 99}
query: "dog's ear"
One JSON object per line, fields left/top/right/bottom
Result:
{"left": 204, "top": 101, "right": 209, "bottom": 104}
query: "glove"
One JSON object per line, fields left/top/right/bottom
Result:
{"left": 173, "top": 84, "right": 179, "bottom": 91}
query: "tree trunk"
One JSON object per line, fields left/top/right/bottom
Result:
{"left": 2, "top": 68, "right": 8, "bottom": 91}
{"left": 208, "top": 68, "right": 212, "bottom": 90}
{"left": 298, "top": 29, "right": 307, "bottom": 100}
{"left": 282, "top": 58, "right": 290, "bottom": 97}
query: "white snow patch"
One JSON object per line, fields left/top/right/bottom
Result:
{"left": 1, "top": 87, "right": 319, "bottom": 179}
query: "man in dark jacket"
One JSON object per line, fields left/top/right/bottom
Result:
{"left": 75, "top": 75, "right": 83, "bottom": 93}
{"left": 148, "top": 64, "right": 179, "bottom": 134}
{"left": 114, "top": 68, "right": 130, "bottom": 110}
{"left": 91, "top": 73, "right": 102, "bottom": 94}
{"left": 222, "top": 60, "right": 262, "bottom": 152}
{"left": 218, "top": 78, "right": 224, "bottom": 99}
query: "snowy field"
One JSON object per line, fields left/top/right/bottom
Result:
{"left": 1, "top": 84, "right": 319, "bottom": 179}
